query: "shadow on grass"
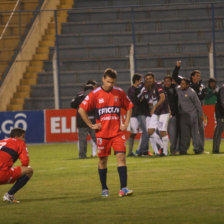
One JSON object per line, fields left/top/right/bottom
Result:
{"left": 140, "top": 186, "right": 221, "bottom": 196}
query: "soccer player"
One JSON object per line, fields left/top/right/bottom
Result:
{"left": 0, "top": 128, "right": 33, "bottom": 203}
{"left": 78, "top": 68, "right": 133, "bottom": 197}
{"left": 127, "top": 73, "right": 150, "bottom": 157}
{"left": 139, "top": 73, "right": 170, "bottom": 156}
{"left": 163, "top": 75, "right": 179, "bottom": 155}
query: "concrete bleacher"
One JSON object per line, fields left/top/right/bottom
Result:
{"left": 21, "top": 0, "right": 224, "bottom": 110}
{"left": 0, "top": 0, "right": 43, "bottom": 80}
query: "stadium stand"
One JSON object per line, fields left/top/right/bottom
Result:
{"left": 0, "top": 0, "right": 223, "bottom": 110}
{"left": 4, "top": 0, "right": 74, "bottom": 111}
{"left": 0, "top": 0, "right": 43, "bottom": 80}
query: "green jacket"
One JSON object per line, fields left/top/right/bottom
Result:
{"left": 204, "top": 87, "right": 217, "bottom": 105}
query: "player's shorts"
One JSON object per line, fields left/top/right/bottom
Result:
{"left": 129, "top": 117, "right": 141, "bottom": 134}
{"left": 148, "top": 113, "right": 170, "bottom": 131}
{"left": 146, "top": 116, "right": 151, "bottom": 129}
{"left": 96, "top": 134, "right": 126, "bottom": 157}
{"left": 0, "top": 166, "right": 22, "bottom": 185}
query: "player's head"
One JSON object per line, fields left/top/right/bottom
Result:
{"left": 163, "top": 75, "right": 172, "bottom": 88}
{"left": 10, "top": 128, "right": 25, "bottom": 141}
{"left": 180, "top": 78, "right": 190, "bottom": 90}
{"left": 84, "top": 84, "right": 94, "bottom": 91}
{"left": 190, "top": 70, "right": 201, "bottom": 84}
{"left": 144, "top": 72, "right": 155, "bottom": 87}
{"left": 102, "top": 68, "right": 117, "bottom": 92}
{"left": 132, "top": 73, "right": 142, "bottom": 85}
{"left": 86, "top": 80, "right": 97, "bottom": 89}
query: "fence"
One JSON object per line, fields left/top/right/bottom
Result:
{"left": 0, "top": 105, "right": 221, "bottom": 143}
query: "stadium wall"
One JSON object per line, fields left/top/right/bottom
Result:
{"left": 0, "top": 105, "right": 222, "bottom": 143}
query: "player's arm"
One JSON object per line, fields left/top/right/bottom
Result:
{"left": 150, "top": 92, "right": 165, "bottom": 115}
{"left": 120, "top": 108, "right": 132, "bottom": 131}
{"left": 78, "top": 107, "right": 101, "bottom": 130}
{"left": 19, "top": 144, "right": 30, "bottom": 167}
{"left": 172, "top": 60, "right": 182, "bottom": 85}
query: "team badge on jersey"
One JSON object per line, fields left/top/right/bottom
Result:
{"left": 97, "top": 138, "right": 102, "bottom": 145}
{"left": 114, "top": 96, "right": 118, "bottom": 102}
{"left": 99, "top": 98, "right": 104, "bottom": 104}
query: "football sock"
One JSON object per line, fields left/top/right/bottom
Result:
{"left": 8, "top": 175, "right": 30, "bottom": 195}
{"left": 150, "top": 137, "right": 159, "bottom": 154}
{"left": 117, "top": 166, "right": 127, "bottom": 189}
{"left": 162, "top": 135, "right": 169, "bottom": 155}
{"left": 98, "top": 168, "right": 108, "bottom": 190}
{"left": 128, "top": 133, "right": 136, "bottom": 154}
{"left": 151, "top": 132, "right": 163, "bottom": 149}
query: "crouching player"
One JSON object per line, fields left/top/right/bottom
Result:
{"left": 79, "top": 68, "right": 133, "bottom": 197}
{"left": 0, "top": 128, "right": 33, "bottom": 203}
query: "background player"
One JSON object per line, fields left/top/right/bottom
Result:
{"left": 78, "top": 68, "right": 133, "bottom": 197}
{"left": 0, "top": 128, "right": 33, "bottom": 203}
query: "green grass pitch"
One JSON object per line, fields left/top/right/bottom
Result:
{"left": 0, "top": 140, "right": 224, "bottom": 224}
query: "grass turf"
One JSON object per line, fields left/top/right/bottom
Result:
{"left": 0, "top": 140, "right": 224, "bottom": 224}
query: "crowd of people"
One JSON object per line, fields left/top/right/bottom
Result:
{"left": 71, "top": 61, "right": 223, "bottom": 159}
{"left": 128, "top": 61, "right": 223, "bottom": 156}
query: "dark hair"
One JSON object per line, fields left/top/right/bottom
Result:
{"left": 84, "top": 84, "right": 94, "bottom": 91}
{"left": 132, "top": 73, "right": 142, "bottom": 84}
{"left": 10, "top": 128, "right": 25, "bottom": 138}
{"left": 86, "top": 80, "right": 97, "bottom": 86}
{"left": 208, "top": 78, "right": 216, "bottom": 84}
{"left": 144, "top": 72, "right": 154, "bottom": 79}
{"left": 190, "top": 70, "right": 201, "bottom": 77}
{"left": 164, "top": 75, "right": 172, "bottom": 81}
{"left": 181, "top": 77, "right": 190, "bottom": 85}
{"left": 104, "top": 68, "right": 117, "bottom": 79}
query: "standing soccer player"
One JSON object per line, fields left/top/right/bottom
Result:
{"left": 140, "top": 73, "right": 170, "bottom": 156}
{"left": 79, "top": 68, "right": 133, "bottom": 197}
{"left": 0, "top": 128, "right": 33, "bottom": 203}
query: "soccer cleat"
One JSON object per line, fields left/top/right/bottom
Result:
{"left": 101, "top": 189, "right": 109, "bottom": 197}
{"left": 127, "top": 152, "right": 136, "bottom": 157}
{"left": 158, "top": 148, "right": 163, "bottom": 155}
{"left": 118, "top": 187, "right": 133, "bottom": 197}
{"left": 148, "top": 151, "right": 153, "bottom": 156}
{"left": 3, "top": 193, "right": 20, "bottom": 204}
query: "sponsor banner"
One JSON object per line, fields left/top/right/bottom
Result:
{"left": 0, "top": 110, "right": 44, "bottom": 143}
{"left": 203, "top": 105, "right": 224, "bottom": 138}
{"left": 45, "top": 109, "right": 77, "bottom": 142}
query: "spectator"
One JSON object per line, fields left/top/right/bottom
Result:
{"left": 71, "top": 80, "right": 97, "bottom": 159}
{"left": 213, "top": 84, "right": 224, "bottom": 153}
{"left": 175, "top": 78, "right": 203, "bottom": 154}
{"left": 204, "top": 78, "right": 219, "bottom": 105}
{"left": 172, "top": 62, "right": 205, "bottom": 153}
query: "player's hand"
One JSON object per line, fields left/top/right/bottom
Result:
{"left": 91, "top": 123, "right": 101, "bottom": 130}
{"left": 176, "top": 60, "right": 182, "bottom": 67}
{"left": 150, "top": 106, "right": 156, "bottom": 116}
{"left": 120, "top": 123, "right": 127, "bottom": 131}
